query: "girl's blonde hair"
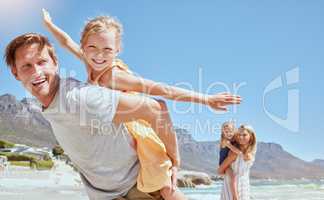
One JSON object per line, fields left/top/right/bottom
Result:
{"left": 220, "top": 121, "right": 235, "bottom": 148}
{"left": 80, "top": 16, "right": 123, "bottom": 52}
{"left": 236, "top": 124, "right": 257, "bottom": 160}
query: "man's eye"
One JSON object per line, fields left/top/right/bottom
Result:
{"left": 88, "top": 45, "right": 96, "bottom": 49}
{"left": 21, "top": 64, "right": 31, "bottom": 69}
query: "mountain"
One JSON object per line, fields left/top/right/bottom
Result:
{"left": 312, "top": 159, "right": 324, "bottom": 168}
{"left": 0, "top": 94, "right": 57, "bottom": 148}
{"left": 175, "top": 128, "right": 324, "bottom": 179}
{"left": 1, "top": 93, "right": 324, "bottom": 179}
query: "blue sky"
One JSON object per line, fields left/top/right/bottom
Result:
{"left": 0, "top": 0, "right": 323, "bottom": 161}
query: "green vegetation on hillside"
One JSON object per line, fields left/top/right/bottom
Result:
{"left": 0, "top": 139, "right": 15, "bottom": 148}
{"left": 0, "top": 139, "right": 54, "bottom": 170}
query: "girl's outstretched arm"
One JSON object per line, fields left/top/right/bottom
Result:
{"left": 42, "top": 9, "right": 83, "bottom": 59}
{"left": 108, "top": 69, "right": 242, "bottom": 111}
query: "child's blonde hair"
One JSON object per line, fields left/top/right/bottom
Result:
{"left": 80, "top": 16, "right": 123, "bottom": 53}
{"left": 220, "top": 121, "right": 235, "bottom": 148}
{"left": 236, "top": 124, "right": 257, "bottom": 160}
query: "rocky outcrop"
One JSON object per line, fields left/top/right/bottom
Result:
{"left": 177, "top": 170, "right": 212, "bottom": 188}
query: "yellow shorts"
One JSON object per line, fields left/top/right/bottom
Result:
{"left": 125, "top": 120, "right": 172, "bottom": 193}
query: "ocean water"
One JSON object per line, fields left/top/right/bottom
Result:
{"left": 181, "top": 179, "right": 324, "bottom": 200}
{"left": 1, "top": 161, "right": 324, "bottom": 200}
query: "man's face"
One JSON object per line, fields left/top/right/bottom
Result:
{"left": 13, "top": 43, "right": 58, "bottom": 100}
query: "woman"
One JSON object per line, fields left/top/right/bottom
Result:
{"left": 218, "top": 124, "right": 257, "bottom": 200}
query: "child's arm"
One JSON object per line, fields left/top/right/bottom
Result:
{"left": 224, "top": 140, "right": 242, "bottom": 155}
{"left": 42, "top": 9, "right": 83, "bottom": 59}
{"left": 108, "top": 69, "right": 241, "bottom": 111}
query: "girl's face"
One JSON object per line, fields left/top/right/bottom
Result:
{"left": 223, "top": 125, "right": 235, "bottom": 140}
{"left": 237, "top": 130, "right": 251, "bottom": 146}
{"left": 82, "top": 30, "right": 118, "bottom": 71}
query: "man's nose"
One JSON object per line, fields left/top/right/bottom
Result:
{"left": 32, "top": 64, "right": 44, "bottom": 77}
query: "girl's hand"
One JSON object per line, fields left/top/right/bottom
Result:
{"left": 42, "top": 8, "right": 52, "bottom": 25}
{"left": 206, "top": 92, "right": 242, "bottom": 111}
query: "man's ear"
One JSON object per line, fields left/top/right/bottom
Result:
{"left": 115, "top": 47, "right": 121, "bottom": 57}
{"left": 53, "top": 59, "right": 59, "bottom": 73}
{"left": 55, "top": 63, "right": 59, "bottom": 74}
{"left": 11, "top": 66, "right": 20, "bottom": 81}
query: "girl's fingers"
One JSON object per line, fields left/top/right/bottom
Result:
{"left": 171, "top": 168, "right": 177, "bottom": 191}
{"left": 42, "top": 8, "right": 51, "bottom": 20}
{"left": 225, "top": 97, "right": 242, "bottom": 103}
{"left": 225, "top": 95, "right": 241, "bottom": 100}
{"left": 215, "top": 106, "right": 227, "bottom": 111}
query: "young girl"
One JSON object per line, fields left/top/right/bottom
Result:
{"left": 219, "top": 122, "right": 241, "bottom": 200}
{"left": 42, "top": 9, "right": 241, "bottom": 200}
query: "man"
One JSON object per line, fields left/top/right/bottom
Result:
{"left": 4, "top": 33, "right": 241, "bottom": 200}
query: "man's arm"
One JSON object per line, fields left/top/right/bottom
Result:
{"left": 42, "top": 9, "right": 83, "bottom": 59}
{"left": 112, "top": 91, "right": 162, "bottom": 124}
{"left": 113, "top": 92, "right": 181, "bottom": 167}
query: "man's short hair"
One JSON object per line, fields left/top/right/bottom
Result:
{"left": 4, "top": 33, "right": 58, "bottom": 68}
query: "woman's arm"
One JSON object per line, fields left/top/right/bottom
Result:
{"left": 109, "top": 69, "right": 242, "bottom": 111}
{"left": 42, "top": 9, "right": 83, "bottom": 59}
{"left": 217, "top": 151, "right": 238, "bottom": 175}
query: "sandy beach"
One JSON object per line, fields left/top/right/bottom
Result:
{"left": 1, "top": 160, "right": 324, "bottom": 200}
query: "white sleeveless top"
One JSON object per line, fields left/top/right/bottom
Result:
{"left": 220, "top": 153, "right": 255, "bottom": 200}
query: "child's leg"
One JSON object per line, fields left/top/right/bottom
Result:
{"left": 160, "top": 186, "right": 188, "bottom": 200}
{"left": 226, "top": 168, "right": 238, "bottom": 200}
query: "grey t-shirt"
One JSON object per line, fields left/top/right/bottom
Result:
{"left": 42, "top": 78, "right": 139, "bottom": 200}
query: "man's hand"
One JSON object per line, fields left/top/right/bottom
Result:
{"left": 171, "top": 166, "right": 178, "bottom": 191}
{"left": 206, "top": 92, "right": 242, "bottom": 111}
{"left": 42, "top": 8, "right": 52, "bottom": 25}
